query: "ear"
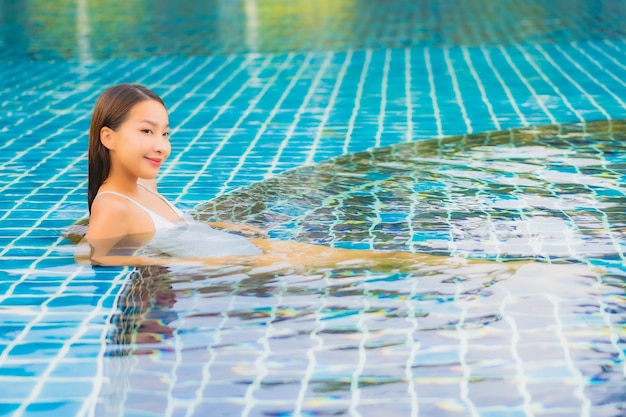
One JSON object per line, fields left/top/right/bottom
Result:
{"left": 100, "top": 126, "right": 116, "bottom": 150}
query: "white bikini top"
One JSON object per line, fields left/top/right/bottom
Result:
{"left": 96, "top": 183, "right": 185, "bottom": 232}
{"left": 94, "top": 184, "right": 262, "bottom": 258}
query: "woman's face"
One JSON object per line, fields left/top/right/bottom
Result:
{"left": 105, "top": 99, "right": 171, "bottom": 179}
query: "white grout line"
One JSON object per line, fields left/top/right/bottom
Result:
{"left": 545, "top": 294, "right": 591, "bottom": 417}
{"left": 0, "top": 57, "right": 156, "bottom": 159}
{"left": 374, "top": 48, "right": 390, "bottom": 148}
{"left": 424, "top": 47, "right": 443, "bottom": 138}
{"left": 404, "top": 48, "right": 414, "bottom": 142}
{"left": 0, "top": 62, "right": 78, "bottom": 150}
{"left": 164, "top": 285, "right": 187, "bottom": 417}
{"left": 348, "top": 281, "right": 368, "bottom": 417}
{"left": 0, "top": 177, "right": 88, "bottom": 300}
{"left": 473, "top": 169, "right": 503, "bottom": 260}
{"left": 293, "top": 273, "right": 331, "bottom": 417}
{"left": 497, "top": 46, "right": 557, "bottom": 124}
{"left": 443, "top": 47, "right": 472, "bottom": 134}
{"left": 602, "top": 38, "right": 626, "bottom": 56}
{"left": 367, "top": 183, "right": 383, "bottom": 251}
{"left": 182, "top": 282, "right": 243, "bottom": 417}
{"left": 11, "top": 265, "right": 129, "bottom": 417}
{"left": 215, "top": 53, "right": 307, "bottom": 197}
{"left": 265, "top": 52, "right": 332, "bottom": 177}
{"left": 158, "top": 55, "right": 243, "bottom": 184}
{"left": 0, "top": 133, "right": 86, "bottom": 201}
{"left": 515, "top": 44, "right": 584, "bottom": 122}
{"left": 479, "top": 46, "right": 528, "bottom": 126}
{"left": 305, "top": 51, "right": 353, "bottom": 165}
{"left": 500, "top": 291, "right": 534, "bottom": 417}
{"left": 0, "top": 56, "right": 175, "bottom": 208}
{"left": 585, "top": 41, "right": 626, "bottom": 75}
{"left": 0, "top": 264, "right": 87, "bottom": 367}
{"left": 558, "top": 43, "right": 626, "bottom": 110}
{"left": 156, "top": 57, "right": 217, "bottom": 108}
{"left": 343, "top": 49, "right": 371, "bottom": 154}
{"left": 456, "top": 281, "right": 479, "bottom": 417}
{"left": 241, "top": 275, "right": 286, "bottom": 417}
{"left": 462, "top": 46, "right": 501, "bottom": 130}
{"left": 80, "top": 268, "right": 132, "bottom": 417}
{"left": 536, "top": 44, "right": 612, "bottom": 119}
{"left": 404, "top": 273, "right": 420, "bottom": 417}
{"left": 164, "top": 56, "right": 277, "bottom": 202}
{"left": 161, "top": 56, "right": 223, "bottom": 115}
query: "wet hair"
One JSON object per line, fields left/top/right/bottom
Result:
{"left": 88, "top": 84, "right": 165, "bottom": 212}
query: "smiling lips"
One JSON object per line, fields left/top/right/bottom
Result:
{"left": 145, "top": 157, "right": 163, "bottom": 167}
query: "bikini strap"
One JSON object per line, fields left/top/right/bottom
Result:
{"left": 95, "top": 190, "right": 176, "bottom": 231}
{"left": 137, "top": 183, "right": 185, "bottom": 217}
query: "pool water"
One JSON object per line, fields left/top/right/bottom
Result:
{"left": 196, "top": 120, "right": 626, "bottom": 261}
{"left": 1, "top": 1, "right": 625, "bottom": 416}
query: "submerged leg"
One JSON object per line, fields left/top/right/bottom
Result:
{"left": 246, "top": 238, "right": 497, "bottom": 272}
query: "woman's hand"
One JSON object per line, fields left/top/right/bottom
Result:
{"left": 208, "top": 221, "right": 269, "bottom": 238}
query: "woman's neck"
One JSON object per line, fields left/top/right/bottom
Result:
{"left": 101, "top": 170, "right": 140, "bottom": 195}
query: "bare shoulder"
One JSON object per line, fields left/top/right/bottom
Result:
{"left": 87, "top": 193, "right": 132, "bottom": 240}
{"left": 90, "top": 192, "right": 131, "bottom": 217}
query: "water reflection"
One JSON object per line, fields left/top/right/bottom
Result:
{"left": 100, "top": 257, "right": 624, "bottom": 416}
{"left": 2, "top": 0, "right": 626, "bottom": 60}
{"left": 109, "top": 266, "right": 178, "bottom": 356}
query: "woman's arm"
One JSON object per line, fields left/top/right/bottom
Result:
{"left": 74, "top": 238, "right": 172, "bottom": 266}
{"left": 207, "top": 221, "right": 269, "bottom": 238}
{"left": 75, "top": 236, "right": 261, "bottom": 268}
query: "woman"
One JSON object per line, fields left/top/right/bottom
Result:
{"left": 80, "top": 84, "right": 506, "bottom": 272}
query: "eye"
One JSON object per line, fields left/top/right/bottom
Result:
{"left": 141, "top": 129, "right": 152, "bottom": 134}
{"left": 163, "top": 131, "right": 170, "bottom": 139}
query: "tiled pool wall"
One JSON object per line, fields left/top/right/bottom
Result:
{"left": 2, "top": 0, "right": 626, "bottom": 59}
{"left": 1, "top": 1, "right": 626, "bottom": 416}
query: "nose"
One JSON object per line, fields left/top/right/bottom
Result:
{"left": 154, "top": 135, "right": 169, "bottom": 155}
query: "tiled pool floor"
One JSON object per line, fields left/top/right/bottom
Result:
{"left": 1, "top": 1, "right": 626, "bottom": 416}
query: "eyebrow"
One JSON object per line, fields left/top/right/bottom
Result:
{"left": 139, "top": 119, "right": 168, "bottom": 126}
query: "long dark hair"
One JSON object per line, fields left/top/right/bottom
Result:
{"left": 88, "top": 84, "right": 165, "bottom": 212}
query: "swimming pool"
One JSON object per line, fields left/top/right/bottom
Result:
{"left": 1, "top": 1, "right": 625, "bottom": 416}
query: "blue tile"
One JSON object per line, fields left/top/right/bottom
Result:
{"left": 24, "top": 401, "right": 82, "bottom": 417}
{"left": 0, "top": 404, "right": 20, "bottom": 416}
